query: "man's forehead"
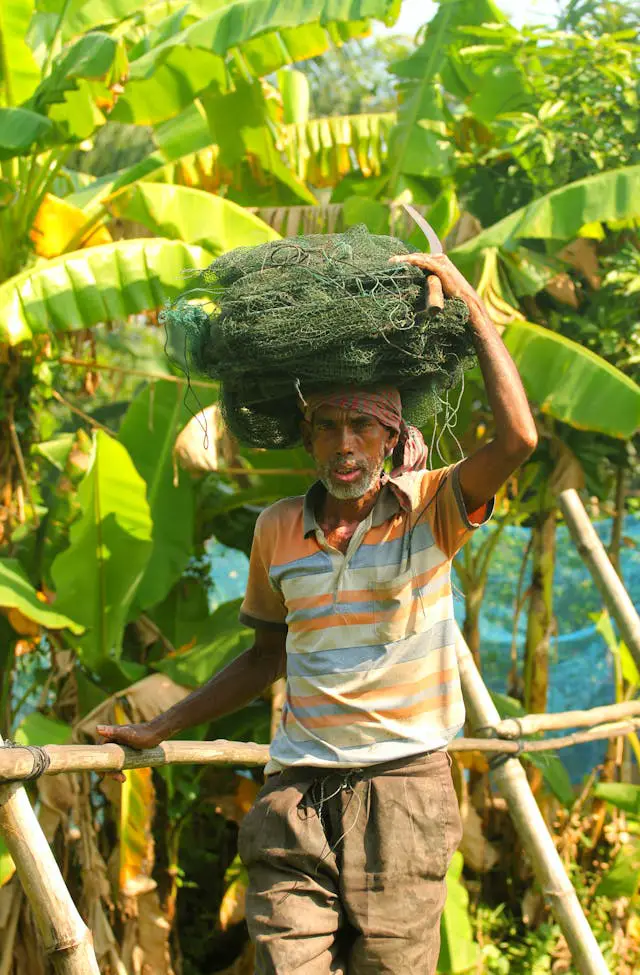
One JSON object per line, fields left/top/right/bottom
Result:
{"left": 312, "top": 404, "right": 376, "bottom": 422}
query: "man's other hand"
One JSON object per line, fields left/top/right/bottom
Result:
{"left": 96, "top": 721, "right": 164, "bottom": 783}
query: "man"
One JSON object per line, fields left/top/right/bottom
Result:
{"left": 98, "top": 254, "right": 537, "bottom": 973}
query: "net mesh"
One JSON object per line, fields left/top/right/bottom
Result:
{"left": 162, "top": 224, "right": 476, "bottom": 448}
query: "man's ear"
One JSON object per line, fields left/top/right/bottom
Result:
{"left": 300, "top": 419, "right": 313, "bottom": 455}
{"left": 386, "top": 429, "right": 400, "bottom": 457}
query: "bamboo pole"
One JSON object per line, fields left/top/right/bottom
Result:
{"left": 0, "top": 734, "right": 100, "bottom": 975}
{"left": 2, "top": 715, "right": 640, "bottom": 782}
{"left": 492, "top": 699, "right": 640, "bottom": 737}
{"left": 455, "top": 630, "right": 611, "bottom": 975}
{"left": 559, "top": 488, "right": 640, "bottom": 671}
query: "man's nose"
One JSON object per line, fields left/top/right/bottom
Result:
{"left": 336, "top": 426, "right": 356, "bottom": 452}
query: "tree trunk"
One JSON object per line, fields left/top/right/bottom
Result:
{"left": 462, "top": 583, "right": 484, "bottom": 671}
{"left": 608, "top": 466, "right": 626, "bottom": 579}
{"left": 524, "top": 507, "right": 556, "bottom": 716}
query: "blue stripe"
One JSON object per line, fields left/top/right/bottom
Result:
{"left": 286, "top": 619, "right": 457, "bottom": 675}
{"left": 270, "top": 549, "right": 334, "bottom": 587}
{"left": 287, "top": 599, "right": 373, "bottom": 625}
{"left": 288, "top": 677, "right": 460, "bottom": 720}
{"left": 349, "top": 522, "right": 435, "bottom": 569}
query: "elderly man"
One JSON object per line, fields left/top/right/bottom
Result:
{"left": 98, "top": 254, "right": 537, "bottom": 974}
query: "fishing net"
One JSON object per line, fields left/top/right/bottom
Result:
{"left": 162, "top": 224, "right": 476, "bottom": 448}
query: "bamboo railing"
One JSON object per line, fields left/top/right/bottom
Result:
{"left": 2, "top": 695, "right": 638, "bottom": 974}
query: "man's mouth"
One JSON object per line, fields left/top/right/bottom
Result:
{"left": 331, "top": 467, "right": 363, "bottom": 483}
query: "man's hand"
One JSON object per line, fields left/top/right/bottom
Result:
{"left": 96, "top": 721, "right": 165, "bottom": 783}
{"left": 390, "top": 253, "right": 478, "bottom": 304}
{"left": 97, "top": 721, "right": 164, "bottom": 750}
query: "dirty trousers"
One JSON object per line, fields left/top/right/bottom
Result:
{"left": 238, "top": 750, "right": 462, "bottom": 974}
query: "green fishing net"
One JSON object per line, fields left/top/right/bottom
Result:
{"left": 162, "top": 224, "right": 475, "bottom": 448}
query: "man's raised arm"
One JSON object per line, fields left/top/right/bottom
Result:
{"left": 391, "top": 252, "right": 538, "bottom": 511}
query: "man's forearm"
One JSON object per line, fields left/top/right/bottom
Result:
{"left": 465, "top": 294, "right": 538, "bottom": 458}
{"left": 149, "top": 643, "right": 284, "bottom": 739}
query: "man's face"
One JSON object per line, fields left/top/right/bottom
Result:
{"left": 302, "top": 406, "right": 398, "bottom": 500}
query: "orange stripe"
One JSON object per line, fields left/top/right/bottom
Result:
{"left": 288, "top": 692, "right": 454, "bottom": 729}
{"left": 289, "top": 666, "right": 457, "bottom": 709}
{"left": 287, "top": 580, "right": 451, "bottom": 632}
{"left": 285, "top": 561, "right": 449, "bottom": 613}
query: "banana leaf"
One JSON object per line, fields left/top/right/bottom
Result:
{"left": 0, "top": 238, "right": 210, "bottom": 345}
{"left": 453, "top": 164, "right": 640, "bottom": 257}
{"left": 51, "top": 430, "right": 153, "bottom": 672}
{"left": 112, "top": 184, "right": 280, "bottom": 256}
{"left": 504, "top": 320, "right": 640, "bottom": 440}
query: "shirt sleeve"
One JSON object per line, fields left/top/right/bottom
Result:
{"left": 239, "top": 511, "right": 288, "bottom": 632}
{"left": 426, "top": 463, "right": 494, "bottom": 560}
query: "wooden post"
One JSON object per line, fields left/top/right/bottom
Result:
{"left": 559, "top": 488, "right": 640, "bottom": 672}
{"left": 455, "top": 630, "right": 611, "bottom": 975}
{"left": 0, "top": 734, "right": 100, "bottom": 975}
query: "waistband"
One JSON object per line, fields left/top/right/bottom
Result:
{"left": 267, "top": 747, "right": 450, "bottom": 785}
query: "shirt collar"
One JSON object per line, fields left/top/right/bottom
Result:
{"left": 302, "top": 474, "right": 417, "bottom": 538}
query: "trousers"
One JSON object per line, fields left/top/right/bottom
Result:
{"left": 237, "top": 749, "right": 462, "bottom": 974}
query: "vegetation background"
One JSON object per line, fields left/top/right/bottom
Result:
{"left": 0, "top": 0, "right": 639, "bottom": 971}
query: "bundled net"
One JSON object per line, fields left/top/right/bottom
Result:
{"left": 162, "top": 224, "right": 476, "bottom": 448}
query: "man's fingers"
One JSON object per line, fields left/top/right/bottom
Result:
{"left": 389, "top": 253, "right": 446, "bottom": 268}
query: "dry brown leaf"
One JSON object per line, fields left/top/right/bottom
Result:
{"left": 459, "top": 800, "right": 499, "bottom": 873}
{"left": 76, "top": 673, "right": 190, "bottom": 740}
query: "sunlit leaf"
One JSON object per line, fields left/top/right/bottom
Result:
{"left": 503, "top": 320, "right": 640, "bottom": 439}
{"left": 14, "top": 712, "right": 70, "bottom": 746}
{"left": 0, "top": 238, "right": 211, "bottom": 345}
{"left": 112, "top": 184, "right": 280, "bottom": 256}
{"left": 437, "top": 851, "right": 480, "bottom": 973}
{"left": 30, "top": 192, "right": 112, "bottom": 258}
{"left": 0, "top": 558, "right": 83, "bottom": 634}
{"left": 0, "top": 0, "right": 41, "bottom": 105}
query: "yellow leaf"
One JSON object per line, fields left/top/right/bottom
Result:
{"left": 30, "top": 193, "right": 112, "bottom": 259}
{"left": 116, "top": 702, "right": 156, "bottom": 897}
{"left": 219, "top": 874, "right": 248, "bottom": 930}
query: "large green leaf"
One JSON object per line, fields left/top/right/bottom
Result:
{"left": 0, "top": 238, "right": 210, "bottom": 346}
{"left": 592, "top": 782, "right": 640, "bottom": 816}
{"left": 153, "top": 598, "right": 252, "bottom": 687}
{"left": 118, "top": 382, "right": 198, "bottom": 614}
{"left": 387, "top": 0, "right": 505, "bottom": 192}
{"left": 0, "top": 558, "right": 83, "bottom": 633}
{"left": 200, "top": 81, "right": 318, "bottom": 205}
{"left": 14, "top": 712, "right": 71, "bottom": 745}
{"left": 112, "top": 184, "right": 280, "bottom": 256}
{"left": 51, "top": 430, "right": 153, "bottom": 673}
{"left": 0, "top": 106, "right": 56, "bottom": 158}
{"left": 0, "top": 0, "right": 41, "bottom": 106}
{"left": 453, "top": 165, "right": 640, "bottom": 257}
{"left": 126, "top": 0, "right": 398, "bottom": 81}
{"left": 595, "top": 838, "right": 640, "bottom": 899}
{"left": 437, "top": 851, "right": 480, "bottom": 973}
{"left": 111, "top": 0, "right": 398, "bottom": 124}
{"left": 503, "top": 319, "right": 640, "bottom": 439}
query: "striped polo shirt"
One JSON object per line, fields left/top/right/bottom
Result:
{"left": 240, "top": 464, "right": 493, "bottom": 772}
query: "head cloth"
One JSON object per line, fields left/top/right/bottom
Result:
{"left": 301, "top": 386, "right": 428, "bottom": 475}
